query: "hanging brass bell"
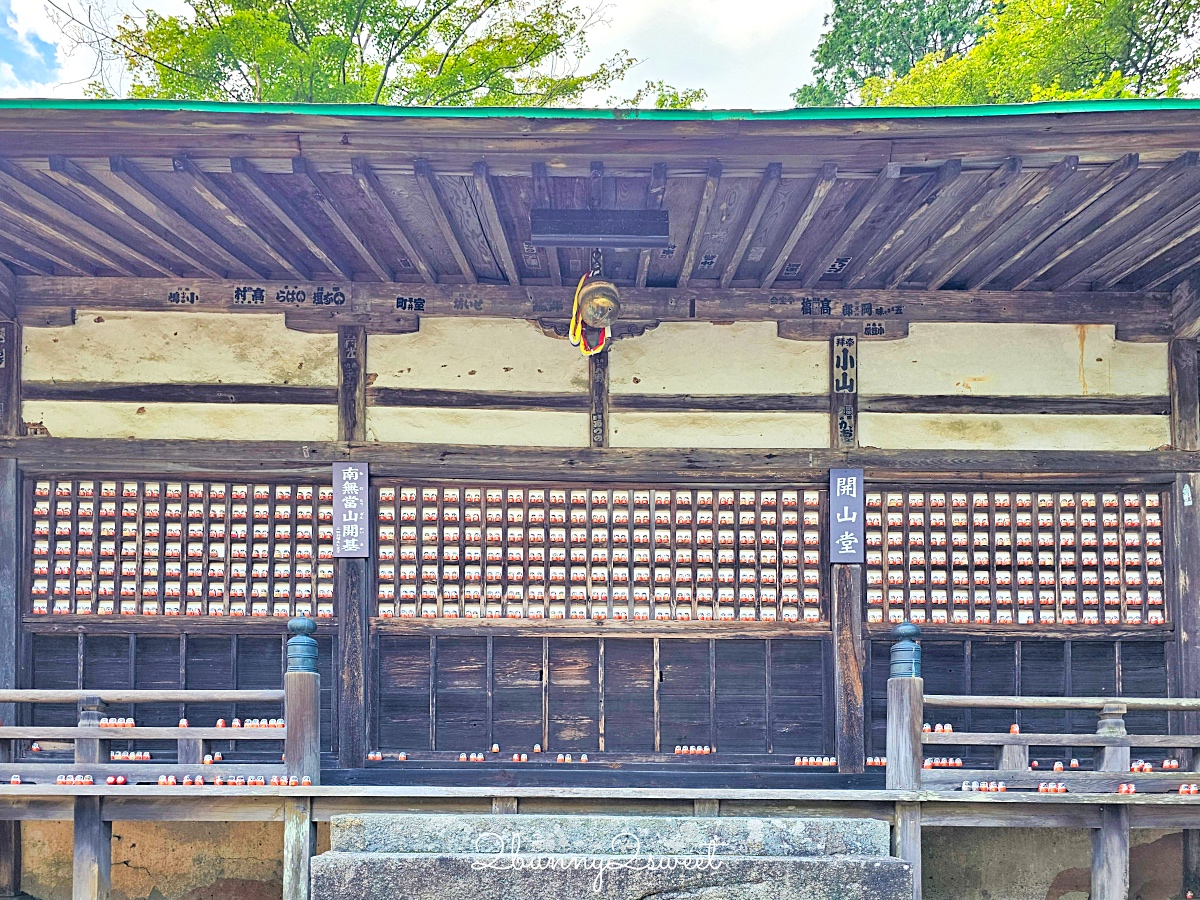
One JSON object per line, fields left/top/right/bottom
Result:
{"left": 578, "top": 279, "right": 621, "bottom": 328}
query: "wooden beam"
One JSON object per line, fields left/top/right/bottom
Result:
{"left": 23, "top": 382, "right": 338, "bottom": 405}
{"left": 636, "top": 163, "right": 668, "bottom": 288}
{"left": 231, "top": 157, "right": 353, "bottom": 279}
{"left": 48, "top": 156, "right": 228, "bottom": 279}
{"left": 351, "top": 159, "right": 436, "bottom": 285}
{"left": 859, "top": 395, "right": 1170, "bottom": 415}
{"left": 842, "top": 159, "right": 961, "bottom": 288}
{"left": 1145, "top": 247, "right": 1200, "bottom": 292}
{"left": 886, "top": 157, "right": 1023, "bottom": 289}
{"left": 414, "top": 159, "right": 476, "bottom": 284}
{"left": 14, "top": 277, "right": 1175, "bottom": 340}
{"left": 0, "top": 320, "right": 17, "bottom": 437}
{"left": 472, "top": 161, "right": 521, "bottom": 286}
{"left": 109, "top": 156, "right": 268, "bottom": 279}
{"left": 294, "top": 158, "right": 392, "bottom": 282}
{"left": 0, "top": 159, "right": 176, "bottom": 278}
{"left": 762, "top": 163, "right": 838, "bottom": 288}
{"left": 1171, "top": 340, "right": 1200, "bottom": 450}
{"left": 676, "top": 159, "right": 722, "bottom": 289}
{"left": 957, "top": 155, "right": 1082, "bottom": 290}
{"left": 720, "top": 163, "right": 782, "bottom": 288}
{"left": 173, "top": 156, "right": 310, "bottom": 280}
{"left": 803, "top": 162, "right": 901, "bottom": 288}
{"left": 530, "top": 163, "right": 562, "bottom": 287}
{"left": 1038, "top": 152, "right": 1200, "bottom": 290}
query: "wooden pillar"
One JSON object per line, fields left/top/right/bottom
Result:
{"left": 832, "top": 564, "right": 865, "bottom": 772}
{"left": 1091, "top": 805, "right": 1130, "bottom": 900}
{"left": 282, "top": 799, "right": 315, "bottom": 900}
{"left": 589, "top": 351, "right": 608, "bottom": 449}
{"left": 0, "top": 319, "right": 19, "bottom": 899}
{"left": 1171, "top": 340, "right": 1200, "bottom": 451}
{"left": 73, "top": 698, "right": 110, "bottom": 900}
{"left": 886, "top": 673, "right": 923, "bottom": 900}
{"left": 336, "top": 327, "right": 368, "bottom": 768}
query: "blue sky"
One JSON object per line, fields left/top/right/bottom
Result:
{"left": 0, "top": 0, "right": 59, "bottom": 89}
{"left": 0, "top": 0, "right": 827, "bottom": 106}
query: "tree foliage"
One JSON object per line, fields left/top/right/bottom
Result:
{"left": 93, "top": 0, "right": 638, "bottom": 104}
{"left": 861, "top": 0, "right": 1200, "bottom": 105}
{"left": 616, "top": 79, "right": 707, "bottom": 109}
{"left": 792, "top": 0, "right": 990, "bottom": 106}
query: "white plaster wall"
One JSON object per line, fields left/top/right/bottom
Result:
{"left": 23, "top": 311, "right": 338, "bottom": 385}
{"left": 609, "top": 412, "right": 829, "bottom": 449}
{"left": 367, "top": 407, "right": 588, "bottom": 446}
{"left": 22, "top": 401, "right": 337, "bottom": 441}
{"left": 860, "top": 413, "right": 1170, "bottom": 451}
{"left": 859, "top": 324, "right": 1167, "bottom": 396}
{"left": 608, "top": 322, "right": 827, "bottom": 395}
{"left": 369, "top": 320, "right": 589, "bottom": 393}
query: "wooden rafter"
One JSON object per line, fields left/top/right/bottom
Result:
{"left": 232, "top": 157, "right": 354, "bottom": 280}
{"left": 108, "top": 157, "right": 270, "bottom": 280}
{"left": 636, "top": 163, "right": 668, "bottom": 288}
{"left": 802, "top": 162, "right": 900, "bottom": 288}
{"left": 172, "top": 156, "right": 310, "bottom": 280}
{"left": 48, "top": 156, "right": 228, "bottom": 280}
{"left": 0, "top": 222, "right": 72, "bottom": 276}
{"left": 1146, "top": 246, "right": 1200, "bottom": 291}
{"left": 762, "top": 162, "right": 838, "bottom": 288}
{"left": 960, "top": 157, "right": 1084, "bottom": 290}
{"left": 530, "top": 162, "right": 562, "bottom": 287}
{"left": 886, "top": 157, "right": 1023, "bottom": 288}
{"left": 294, "top": 158, "right": 393, "bottom": 282}
{"left": 1086, "top": 174, "right": 1200, "bottom": 289}
{"left": 676, "top": 159, "right": 722, "bottom": 289}
{"left": 844, "top": 159, "right": 962, "bottom": 288}
{"left": 0, "top": 160, "right": 171, "bottom": 277}
{"left": 413, "top": 159, "right": 476, "bottom": 284}
{"left": 973, "top": 154, "right": 1138, "bottom": 290}
{"left": 350, "top": 159, "right": 436, "bottom": 285}
{"left": 1036, "top": 152, "right": 1200, "bottom": 290}
{"left": 472, "top": 161, "right": 521, "bottom": 286}
{"left": 0, "top": 181, "right": 132, "bottom": 276}
{"left": 720, "top": 163, "right": 782, "bottom": 289}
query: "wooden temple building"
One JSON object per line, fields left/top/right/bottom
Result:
{"left": 4, "top": 97, "right": 1200, "bottom": 899}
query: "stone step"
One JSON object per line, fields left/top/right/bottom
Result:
{"left": 329, "top": 813, "right": 892, "bottom": 857}
{"left": 312, "top": 852, "right": 913, "bottom": 900}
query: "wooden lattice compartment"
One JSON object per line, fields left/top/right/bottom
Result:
{"left": 29, "top": 477, "right": 335, "bottom": 619}
{"left": 374, "top": 483, "right": 827, "bottom": 623}
{"left": 862, "top": 487, "right": 1166, "bottom": 628}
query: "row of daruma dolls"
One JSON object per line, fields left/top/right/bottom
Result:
{"left": 377, "top": 585, "right": 824, "bottom": 622}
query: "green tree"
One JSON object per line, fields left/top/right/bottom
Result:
{"left": 792, "top": 0, "right": 990, "bottom": 106}
{"left": 89, "top": 0, "right": 638, "bottom": 104}
{"left": 616, "top": 79, "right": 707, "bottom": 109}
{"left": 861, "top": 0, "right": 1200, "bottom": 105}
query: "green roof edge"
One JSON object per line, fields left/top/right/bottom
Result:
{"left": 2, "top": 97, "right": 1200, "bottom": 120}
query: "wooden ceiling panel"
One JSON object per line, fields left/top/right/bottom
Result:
{"left": 773, "top": 177, "right": 860, "bottom": 284}
{"left": 375, "top": 171, "right": 464, "bottom": 283}
{"left": 491, "top": 174, "right": 548, "bottom": 283}
{"left": 726, "top": 172, "right": 807, "bottom": 286}
{"left": 644, "top": 174, "right": 707, "bottom": 287}
{"left": 444, "top": 174, "right": 505, "bottom": 282}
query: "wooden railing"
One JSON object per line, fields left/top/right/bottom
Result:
{"left": 0, "top": 618, "right": 321, "bottom": 900}
{"left": 883, "top": 624, "right": 1200, "bottom": 900}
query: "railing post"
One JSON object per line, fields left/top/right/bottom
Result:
{"left": 885, "top": 623, "right": 923, "bottom": 900}
{"left": 1091, "top": 700, "right": 1130, "bottom": 900}
{"left": 73, "top": 697, "right": 110, "bottom": 900}
{"left": 283, "top": 618, "right": 319, "bottom": 900}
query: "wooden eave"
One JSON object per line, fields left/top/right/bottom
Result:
{"left": 2, "top": 103, "right": 1200, "bottom": 338}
